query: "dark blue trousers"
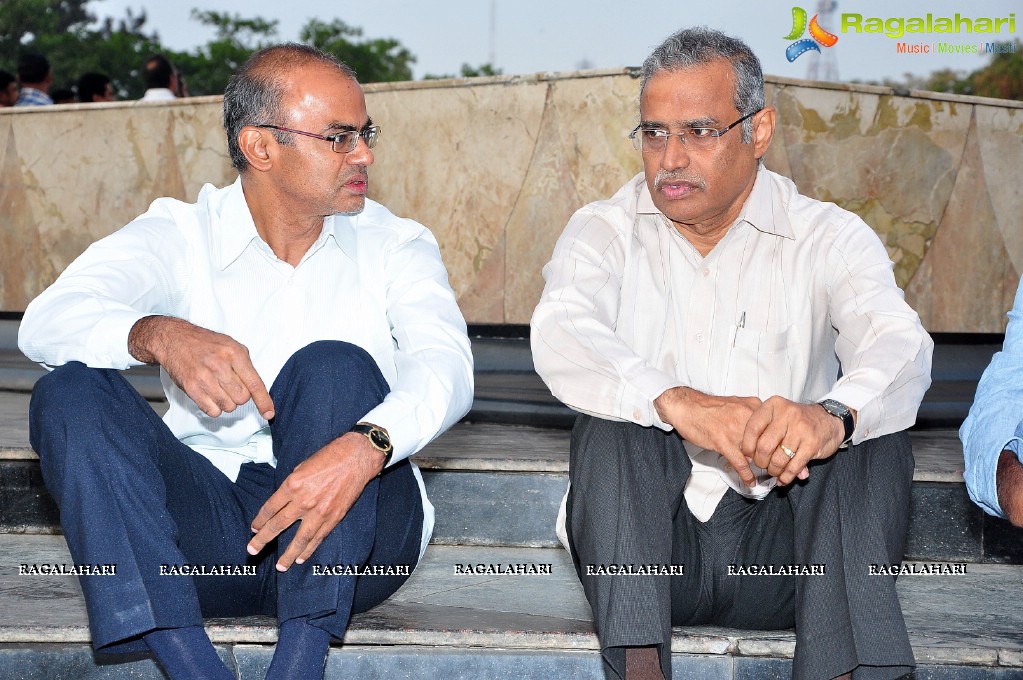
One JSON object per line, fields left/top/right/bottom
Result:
{"left": 30, "top": 341, "right": 423, "bottom": 654}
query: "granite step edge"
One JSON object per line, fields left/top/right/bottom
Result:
{"left": 2, "top": 621, "right": 1019, "bottom": 669}
{"left": 0, "top": 444, "right": 968, "bottom": 482}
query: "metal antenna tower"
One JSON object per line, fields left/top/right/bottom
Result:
{"left": 489, "top": 0, "right": 496, "bottom": 67}
{"left": 806, "top": 0, "right": 840, "bottom": 81}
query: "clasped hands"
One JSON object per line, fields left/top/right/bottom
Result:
{"left": 128, "top": 316, "right": 384, "bottom": 572}
{"left": 654, "top": 386, "right": 848, "bottom": 488}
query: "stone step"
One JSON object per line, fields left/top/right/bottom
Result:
{"left": 4, "top": 386, "right": 1023, "bottom": 563}
{"left": 0, "top": 319, "right": 1006, "bottom": 429}
{"left": 0, "top": 536, "right": 1020, "bottom": 678}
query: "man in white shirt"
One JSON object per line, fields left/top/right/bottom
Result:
{"left": 531, "top": 28, "right": 931, "bottom": 680}
{"left": 20, "top": 44, "right": 473, "bottom": 680}
{"left": 140, "top": 53, "right": 179, "bottom": 101}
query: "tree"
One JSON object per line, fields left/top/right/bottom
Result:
{"left": 0, "top": 0, "right": 166, "bottom": 99}
{"left": 167, "top": 11, "right": 280, "bottom": 96}
{"left": 423, "top": 63, "right": 503, "bottom": 80}
{"left": 0, "top": 1, "right": 423, "bottom": 101}
{"left": 300, "top": 19, "right": 415, "bottom": 83}
{"left": 971, "top": 41, "right": 1023, "bottom": 100}
{"left": 868, "top": 40, "right": 1023, "bottom": 101}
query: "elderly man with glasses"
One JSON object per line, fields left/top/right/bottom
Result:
{"left": 20, "top": 43, "right": 473, "bottom": 680}
{"left": 531, "top": 27, "right": 932, "bottom": 680}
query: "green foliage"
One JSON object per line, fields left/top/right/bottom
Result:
{"left": 971, "top": 40, "right": 1023, "bottom": 100}
{"left": 423, "top": 63, "right": 504, "bottom": 80}
{"left": 867, "top": 40, "right": 1023, "bottom": 101}
{"left": 0, "top": 0, "right": 160, "bottom": 98}
{"left": 1, "top": 0, "right": 421, "bottom": 100}
{"left": 166, "top": 10, "right": 280, "bottom": 96}
{"left": 300, "top": 19, "right": 415, "bottom": 83}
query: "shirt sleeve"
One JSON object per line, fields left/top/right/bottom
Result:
{"left": 821, "top": 216, "right": 933, "bottom": 443}
{"left": 960, "top": 278, "right": 1023, "bottom": 519}
{"left": 358, "top": 228, "right": 474, "bottom": 466}
{"left": 530, "top": 209, "right": 683, "bottom": 429}
{"left": 18, "top": 215, "right": 184, "bottom": 370}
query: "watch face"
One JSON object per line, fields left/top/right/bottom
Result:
{"left": 369, "top": 428, "right": 391, "bottom": 451}
{"left": 821, "top": 399, "right": 849, "bottom": 417}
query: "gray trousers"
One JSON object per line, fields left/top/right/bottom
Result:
{"left": 566, "top": 415, "right": 915, "bottom": 680}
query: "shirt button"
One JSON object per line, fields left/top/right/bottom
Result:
{"left": 702, "top": 268, "right": 710, "bottom": 277}
{"left": 633, "top": 409, "right": 643, "bottom": 421}
{"left": 724, "top": 463, "right": 733, "bottom": 471}
{"left": 696, "top": 333, "right": 704, "bottom": 342}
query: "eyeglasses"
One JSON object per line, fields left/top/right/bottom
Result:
{"left": 629, "top": 109, "right": 762, "bottom": 152}
{"left": 254, "top": 124, "right": 381, "bottom": 153}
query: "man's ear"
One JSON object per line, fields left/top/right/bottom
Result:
{"left": 238, "top": 126, "right": 274, "bottom": 172}
{"left": 751, "top": 106, "right": 776, "bottom": 160}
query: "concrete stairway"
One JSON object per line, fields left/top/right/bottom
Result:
{"left": 1, "top": 320, "right": 1023, "bottom": 677}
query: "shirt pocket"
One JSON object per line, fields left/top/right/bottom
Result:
{"left": 724, "top": 324, "right": 797, "bottom": 399}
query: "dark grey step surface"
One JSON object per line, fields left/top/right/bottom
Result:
{"left": 3, "top": 386, "right": 1023, "bottom": 563}
{"left": 1, "top": 537, "right": 1021, "bottom": 678}
{"left": 0, "top": 319, "right": 1006, "bottom": 429}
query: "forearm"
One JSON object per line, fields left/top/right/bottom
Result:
{"left": 997, "top": 449, "right": 1023, "bottom": 527}
{"left": 128, "top": 315, "right": 178, "bottom": 364}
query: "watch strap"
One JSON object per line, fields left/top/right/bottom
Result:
{"left": 352, "top": 422, "right": 393, "bottom": 467}
{"left": 819, "top": 399, "right": 854, "bottom": 445}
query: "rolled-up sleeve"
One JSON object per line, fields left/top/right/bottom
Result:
{"left": 960, "top": 279, "right": 1023, "bottom": 519}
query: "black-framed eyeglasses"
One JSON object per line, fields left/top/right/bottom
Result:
{"left": 629, "top": 109, "right": 762, "bottom": 152}
{"left": 254, "top": 124, "right": 381, "bottom": 153}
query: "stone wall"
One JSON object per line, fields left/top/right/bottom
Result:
{"left": 2, "top": 70, "right": 1021, "bottom": 332}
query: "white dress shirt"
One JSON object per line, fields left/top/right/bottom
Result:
{"left": 533, "top": 167, "right": 932, "bottom": 528}
{"left": 140, "top": 88, "right": 176, "bottom": 101}
{"left": 19, "top": 177, "right": 475, "bottom": 558}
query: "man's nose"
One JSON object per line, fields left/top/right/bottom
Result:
{"left": 347, "top": 137, "right": 374, "bottom": 166}
{"left": 660, "top": 134, "right": 691, "bottom": 171}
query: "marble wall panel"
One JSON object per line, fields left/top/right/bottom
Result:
{"left": 974, "top": 106, "right": 1023, "bottom": 277}
{"left": 503, "top": 74, "right": 643, "bottom": 324}
{"left": 1, "top": 74, "right": 1022, "bottom": 333}
{"left": 906, "top": 114, "right": 1018, "bottom": 333}
{"left": 773, "top": 86, "right": 973, "bottom": 291}
{"left": 365, "top": 81, "right": 548, "bottom": 323}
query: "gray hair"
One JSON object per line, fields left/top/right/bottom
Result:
{"left": 640, "top": 27, "right": 764, "bottom": 143}
{"left": 223, "top": 43, "right": 358, "bottom": 173}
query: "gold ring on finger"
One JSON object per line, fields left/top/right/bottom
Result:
{"left": 780, "top": 444, "right": 796, "bottom": 459}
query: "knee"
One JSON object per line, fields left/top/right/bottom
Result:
{"left": 273, "top": 341, "right": 386, "bottom": 394}
{"left": 30, "top": 362, "right": 111, "bottom": 422}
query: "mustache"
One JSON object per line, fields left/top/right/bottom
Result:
{"left": 654, "top": 170, "right": 706, "bottom": 191}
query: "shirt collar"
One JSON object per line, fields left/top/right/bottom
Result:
{"left": 214, "top": 178, "right": 260, "bottom": 270}
{"left": 213, "top": 178, "right": 360, "bottom": 269}
{"left": 636, "top": 165, "right": 794, "bottom": 240}
{"left": 325, "top": 212, "right": 358, "bottom": 262}
{"left": 735, "top": 165, "right": 794, "bottom": 240}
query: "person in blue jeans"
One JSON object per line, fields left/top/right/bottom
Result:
{"left": 962, "top": 279, "right": 1023, "bottom": 527}
{"left": 19, "top": 43, "right": 473, "bottom": 680}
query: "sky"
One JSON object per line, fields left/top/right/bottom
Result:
{"left": 90, "top": 0, "right": 1019, "bottom": 84}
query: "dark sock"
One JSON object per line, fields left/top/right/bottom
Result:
{"left": 143, "top": 625, "right": 234, "bottom": 680}
{"left": 265, "top": 616, "right": 331, "bottom": 680}
{"left": 625, "top": 645, "right": 664, "bottom": 680}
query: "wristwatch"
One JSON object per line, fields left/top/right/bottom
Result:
{"left": 352, "top": 422, "right": 393, "bottom": 467}
{"left": 818, "top": 399, "right": 854, "bottom": 446}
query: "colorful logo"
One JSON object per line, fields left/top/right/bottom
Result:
{"left": 784, "top": 6, "right": 839, "bottom": 61}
